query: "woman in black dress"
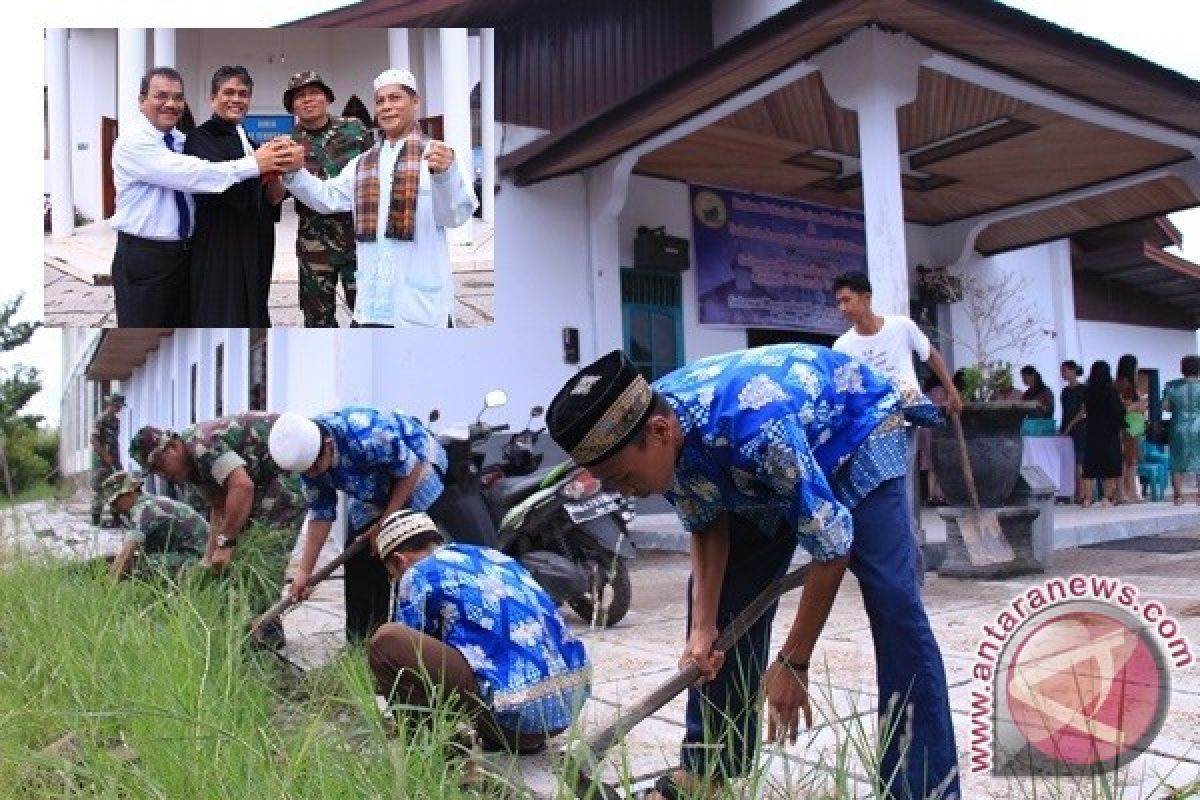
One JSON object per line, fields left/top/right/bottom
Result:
{"left": 1066, "top": 360, "right": 1125, "bottom": 507}
{"left": 1059, "top": 360, "right": 1088, "bottom": 504}
{"left": 183, "top": 65, "right": 284, "bottom": 327}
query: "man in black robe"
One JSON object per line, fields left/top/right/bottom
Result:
{"left": 184, "top": 65, "right": 287, "bottom": 326}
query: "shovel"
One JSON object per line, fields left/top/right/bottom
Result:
{"left": 561, "top": 563, "right": 811, "bottom": 799}
{"left": 248, "top": 535, "right": 370, "bottom": 643}
{"left": 949, "top": 412, "right": 1014, "bottom": 566}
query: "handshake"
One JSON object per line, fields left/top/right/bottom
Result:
{"left": 254, "top": 137, "right": 306, "bottom": 179}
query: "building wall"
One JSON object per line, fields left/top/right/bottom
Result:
{"left": 370, "top": 173, "right": 593, "bottom": 427}
{"left": 619, "top": 175, "right": 746, "bottom": 361}
{"left": 1076, "top": 322, "right": 1197, "bottom": 390}
{"left": 175, "top": 28, "right": 390, "bottom": 118}
{"left": 64, "top": 29, "right": 118, "bottom": 223}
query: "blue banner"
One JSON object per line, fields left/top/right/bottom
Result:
{"left": 690, "top": 185, "right": 866, "bottom": 333}
{"left": 242, "top": 114, "right": 295, "bottom": 146}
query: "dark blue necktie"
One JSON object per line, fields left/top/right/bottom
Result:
{"left": 162, "top": 132, "right": 191, "bottom": 240}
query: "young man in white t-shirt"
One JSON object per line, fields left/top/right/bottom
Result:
{"left": 832, "top": 271, "right": 962, "bottom": 572}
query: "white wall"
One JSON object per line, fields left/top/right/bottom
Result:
{"left": 1076, "top": 322, "right": 1197, "bottom": 390}
{"left": 65, "top": 29, "right": 117, "bottom": 223}
{"left": 176, "top": 28, "right": 389, "bottom": 118}
{"left": 369, "top": 173, "right": 593, "bottom": 429}
{"left": 619, "top": 175, "right": 746, "bottom": 361}
{"left": 941, "top": 242, "right": 1067, "bottom": 407}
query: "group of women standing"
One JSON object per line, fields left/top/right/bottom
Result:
{"left": 1060, "top": 354, "right": 1200, "bottom": 506}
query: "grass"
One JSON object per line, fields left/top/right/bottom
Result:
{"left": 0, "top": 482, "right": 70, "bottom": 509}
{"left": 0, "top": 549, "right": 503, "bottom": 799}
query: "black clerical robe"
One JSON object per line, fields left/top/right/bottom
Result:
{"left": 183, "top": 116, "right": 279, "bottom": 327}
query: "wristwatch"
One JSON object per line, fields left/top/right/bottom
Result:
{"left": 215, "top": 535, "right": 238, "bottom": 550}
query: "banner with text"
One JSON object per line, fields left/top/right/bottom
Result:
{"left": 690, "top": 185, "right": 866, "bottom": 333}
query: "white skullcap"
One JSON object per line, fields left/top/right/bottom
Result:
{"left": 377, "top": 510, "right": 443, "bottom": 560}
{"left": 374, "top": 68, "right": 418, "bottom": 95}
{"left": 268, "top": 412, "right": 323, "bottom": 472}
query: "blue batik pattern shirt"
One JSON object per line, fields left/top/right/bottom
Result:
{"left": 392, "top": 544, "right": 592, "bottom": 733}
{"left": 301, "top": 406, "right": 448, "bottom": 531}
{"left": 655, "top": 344, "right": 911, "bottom": 563}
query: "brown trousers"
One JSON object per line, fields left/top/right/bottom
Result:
{"left": 368, "top": 623, "right": 552, "bottom": 753}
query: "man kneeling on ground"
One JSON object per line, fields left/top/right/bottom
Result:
{"left": 369, "top": 510, "right": 591, "bottom": 754}
{"left": 102, "top": 471, "right": 209, "bottom": 578}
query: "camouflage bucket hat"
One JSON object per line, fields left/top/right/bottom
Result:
{"left": 100, "top": 471, "right": 142, "bottom": 508}
{"left": 129, "top": 426, "right": 172, "bottom": 470}
{"left": 107, "top": 392, "right": 126, "bottom": 408}
{"left": 283, "top": 70, "right": 335, "bottom": 113}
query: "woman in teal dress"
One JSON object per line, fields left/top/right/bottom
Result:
{"left": 1162, "top": 355, "right": 1200, "bottom": 505}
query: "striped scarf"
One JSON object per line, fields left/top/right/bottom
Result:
{"left": 353, "top": 122, "right": 429, "bottom": 242}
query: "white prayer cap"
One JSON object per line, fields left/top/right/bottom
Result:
{"left": 268, "top": 412, "right": 322, "bottom": 472}
{"left": 374, "top": 68, "right": 419, "bottom": 95}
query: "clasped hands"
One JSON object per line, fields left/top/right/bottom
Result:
{"left": 254, "top": 137, "right": 306, "bottom": 179}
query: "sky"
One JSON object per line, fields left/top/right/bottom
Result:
{"left": 8, "top": 0, "right": 1200, "bottom": 426}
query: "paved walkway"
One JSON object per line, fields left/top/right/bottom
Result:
{"left": 42, "top": 208, "right": 495, "bottom": 328}
{"left": 4, "top": 493, "right": 1198, "bottom": 798}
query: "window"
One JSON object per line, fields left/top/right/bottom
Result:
{"left": 248, "top": 329, "right": 268, "bottom": 411}
{"left": 189, "top": 363, "right": 198, "bottom": 424}
{"left": 621, "top": 268, "right": 683, "bottom": 382}
{"left": 214, "top": 344, "right": 225, "bottom": 417}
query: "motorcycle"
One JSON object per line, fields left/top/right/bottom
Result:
{"left": 433, "top": 391, "right": 636, "bottom": 627}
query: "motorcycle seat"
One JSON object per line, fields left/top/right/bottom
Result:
{"left": 489, "top": 472, "right": 547, "bottom": 509}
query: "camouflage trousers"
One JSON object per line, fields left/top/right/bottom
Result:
{"left": 89, "top": 464, "right": 117, "bottom": 523}
{"left": 298, "top": 255, "right": 356, "bottom": 328}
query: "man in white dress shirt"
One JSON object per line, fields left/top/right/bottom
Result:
{"left": 110, "top": 67, "right": 299, "bottom": 327}
{"left": 279, "top": 68, "right": 478, "bottom": 328}
{"left": 832, "top": 270, "right": 962, "bottom": 570}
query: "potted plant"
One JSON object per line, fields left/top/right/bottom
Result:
{"left": 920, "top": 268, "right": 1055, "bottom": 506}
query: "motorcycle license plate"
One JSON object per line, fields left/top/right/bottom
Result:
{"left": 564, "top": 493, "right": 621, "bottom": 523}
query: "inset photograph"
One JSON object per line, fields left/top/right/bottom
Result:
{"left": 43, "top": 28, "right": 494, "bottom": 328}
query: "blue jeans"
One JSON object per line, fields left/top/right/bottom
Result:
{"left": 680, "top": 477, "right": 960, "bottom": 799}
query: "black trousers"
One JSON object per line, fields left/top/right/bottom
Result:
{"left": 342, "top": 487, "right": 498, "bottom": 643}
{"left": 111, "top": 232, "right": 191, "bottom": 327}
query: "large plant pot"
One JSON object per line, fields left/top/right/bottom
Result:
{"left": 932, "top": 402, "right": 1039, "bottom": 507}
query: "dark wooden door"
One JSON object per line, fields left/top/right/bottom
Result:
{"left": 101, "top": 117, "right": 118, "bottom": 219}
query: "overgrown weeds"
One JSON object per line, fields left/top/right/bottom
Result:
{"left": 0, "top": 552, "right": 504, "bottom": 798}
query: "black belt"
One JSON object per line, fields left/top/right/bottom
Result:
{"left": 117, "top": 231, "right": 192, "bottom": 251}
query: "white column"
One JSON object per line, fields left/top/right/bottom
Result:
{"left": 439, "top": 28, "right": 474, "bottom": 246}
{"left": 46, "top": 28, "right": 75, "bottom": 239}
{"left": 387, "top": 28, "right": 410, "bottom": 68}
{"left": 117, "top": 28, "right": 147, "bottom": 135}
{"left": 815, "top": 27, "right": 929, "bottom": 316}
{"left": 479, "top": 28, "right": 495, "bottom": 224}
{"left": 585, "top": 165, "right": 632, "bottom": 359}
{"left": 152, "top": 28, "right": 175, "bottom": 68}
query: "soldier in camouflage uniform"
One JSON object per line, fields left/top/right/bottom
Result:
{"left": 129, "top": 412, "right": 307, "bottom": 572}
{"left": 101, "top": 471, "right": 208, "bottom": 578}
{"left": 89, "top": 393, "right": 126, "bottom": 526}
{"left": 284, "top": 71, "right": 374, "bottom": 327}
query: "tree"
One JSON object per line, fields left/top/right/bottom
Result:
{"left": 0, "top": 293, "right": 43, "bottom": 434}
{"left": 919, "top": 268, "right": 1055, "bottom": 402}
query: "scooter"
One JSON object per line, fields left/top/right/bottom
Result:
{"left": 434, "top": 391, "right": 636, "bottom": 627}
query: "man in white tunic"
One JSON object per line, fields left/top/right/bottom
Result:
{"left": 279, "top": 68, "right": 478, "bottom": 327}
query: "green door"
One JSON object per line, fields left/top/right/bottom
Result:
{"left": 621, "top": 268, "right": 684, "bottom": 382}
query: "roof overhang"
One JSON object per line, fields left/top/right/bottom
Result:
{"left": 1074, "top": 224, "right": 1200, "bottom": 326}
{"left": 499, "top": 0, "right": 1200, "bottom": 255}
{"left": 87, "top": 329, "right": 171, "bottom": 381}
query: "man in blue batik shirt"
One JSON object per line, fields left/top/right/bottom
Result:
{"left": 547, "top": 345, "right": 959, "bottom": 800}
{"left": 370, "top": 510, "right": 590, "bottom": 754}
{"left": 269, "top": 406, "right": 491, "bottom": 641}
